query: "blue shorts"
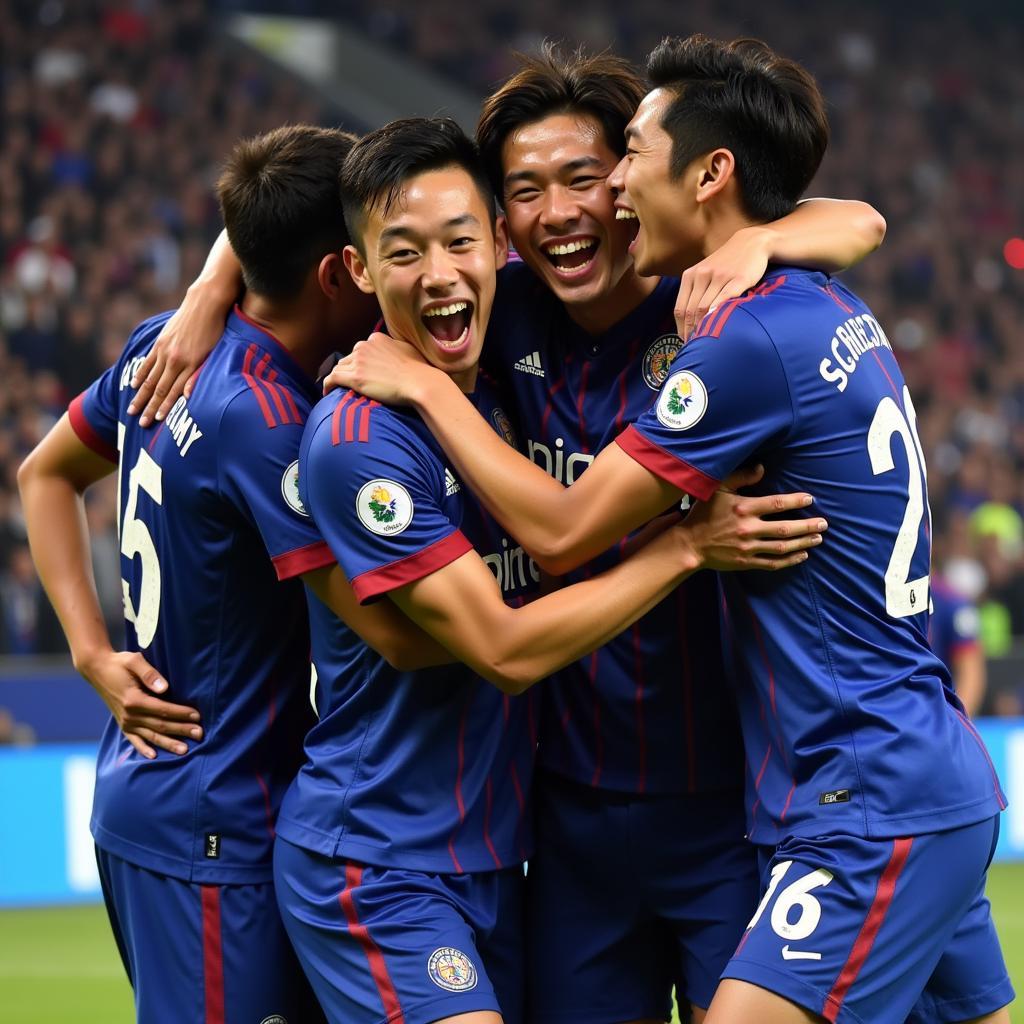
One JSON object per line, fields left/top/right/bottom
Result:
{"left": 95, "top": 846, "right": 322, "bottom": 1023}
{"left": 724, "top": 816, "right": 1014, "bottom": 1024}
{"left": 526, "top": 771, "right": 759, "bottom": 1023}
{"left": 273, "top": 837, "right": 525, "bottom": 1024}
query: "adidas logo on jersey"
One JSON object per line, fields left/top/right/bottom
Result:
{"left": 513, "top": 351, "right": 544, "bottom": 377}
{"left": 445, "top": 469, "right": 461, "bottom": 496}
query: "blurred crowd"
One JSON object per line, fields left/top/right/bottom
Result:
{"left": 1, "top": 1, "right": 1023, "bottom": 710}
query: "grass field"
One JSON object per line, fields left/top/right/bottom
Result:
{"left": 2, "top": 864, "right": 1022, "bottom": 1022}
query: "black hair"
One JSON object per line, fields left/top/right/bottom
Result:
{"left": 217, "top": 124, "right": 357, "bottom": 301}
{"left": 339, "top": 117, "right": 495, "bottom": 252}
{"left": 646, "top": 35, "right": 829, "bottom": 221}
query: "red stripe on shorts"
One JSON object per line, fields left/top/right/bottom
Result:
{"left": 201, "top": 885, "right": 225, "bottom": 1024}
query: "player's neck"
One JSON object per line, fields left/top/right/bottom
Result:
{"left": 702, "top": 206, "right": 763, "bottom": 262}
{"left": 563, "top": 268, "right": 659, "bottom": 336}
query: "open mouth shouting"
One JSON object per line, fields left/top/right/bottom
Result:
{"left": 421, "top": 299, "right": 475, "bottom": 353}
{"left": 542, "top": 235, "right": 599, "bottom": 278}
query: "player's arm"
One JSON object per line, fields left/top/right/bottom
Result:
{"left": 17, "top": 417, "right": 202, "bottom": 759}
{"left": 329, "top": 340, "right": 821, "bottom": 575}
{"left": 674, "top": 198, "right": 886, "bottom": 337}
{"left": 389, "top": 487, "right": 811, "bottom": 694}
{"left": 129, "top": 229, "right": 242, "bottom": 425}
{"left": 302, "top": 564, "right": 455, "bottom": 671}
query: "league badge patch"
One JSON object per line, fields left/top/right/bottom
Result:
{"left": 356, "top": 479, "right": 413, "bottom": 536}
{"left": 656, "top": 371, "right": 708, "bottom": 430}
{"left": 492, "top": 407, "right": 517, "bottom": 448}
{"left": 642, "top": 333, "right": 683, "bottom": 390}
{"left": 427, "top": 947, "right": 478, "bottom": 993}
{"left": 280, "top": 460, "right": 309, "bottom": 516}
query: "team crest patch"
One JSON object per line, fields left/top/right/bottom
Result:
{"left": 656, "top": 371, "right": 708, "bottom": 430}
{"left": 259, "top": 1017, "right": 288, "bottom": 1024}
{"left": 281, "top": 460, "right": 309, "bottom": 516}
{"left": 642, "top": 333, "right": 683, "bottom": 389}
{"left": 427, "top": 947, "right": 478, "bottom": 992}
{"left": 492, "top": 407, "right": 517, "bottom": 448}
{"left": 356, "top": 479, "right": 413, "bottom": 536}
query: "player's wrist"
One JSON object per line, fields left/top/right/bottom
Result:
{"left": 668, "top": 521, "right": 704, "bottom": 577}
{"left": 409, "top": 363, "right": 454, "bottom": 410}
{"left": 72, "top": 639, "right": 116, "bottom": 681}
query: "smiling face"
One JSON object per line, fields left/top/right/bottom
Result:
{"left": 344, "top": 165, "right": 507, "bottom": 391}
{"left": 609, "top": 88, "right": 704, "bottom": 278}
{"left": 500, "top": 113, "right": 642, "bottom": 318}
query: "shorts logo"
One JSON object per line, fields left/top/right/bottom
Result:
{"left": 656, "top": 371, "right": 708, "bottom": 430}
{"left": 357, "top": 479, "right": 413, "bottom": 536}
{"left": 642, "top": 333, "right": 683, "bottom": 390}
{"left": 819, "top": 789, "right": 851, "bottom": 805}
{"left": 492, "top": 407, "right": 517, "bottom": 448}
{"left": 281, "top": 460, "right": 309, "bottom": 517}
{"left": 427, "top": 947, "right": 478, "bottom": 992}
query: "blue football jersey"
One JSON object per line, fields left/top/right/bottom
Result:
{"left": 618, "top": 268, "right": 1006, "bottom": 843}
{"left": 276, "top": 374, "right": 538, "bottom": 874}
{"left": 483, "top": 260, "right": 744, "bottom": 795}
{"left": 930, "top": 577, "right": 981, "bottom": 671}
{"left": 69, "top": 307, "right": 335, "bottom": 883}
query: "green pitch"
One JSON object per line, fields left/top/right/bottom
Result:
{"left": 2, "top": 864, "right": 1022, "bottom": 1023}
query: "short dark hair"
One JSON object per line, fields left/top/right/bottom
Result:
{"left": 339, "top": 117, "right": 495, "bottom": 253}
{"left": 477, "top": 43, "right": 646, "bottom": 201}
{"left": 646, "top": 35, "right": 829, "bottom": 222}
{"left": 217, "top": 124, "right": 357, "bottom": 301}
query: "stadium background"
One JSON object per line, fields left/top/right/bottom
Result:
{"left": 0, "top": 0, "right": 1022, "bottom": 1019}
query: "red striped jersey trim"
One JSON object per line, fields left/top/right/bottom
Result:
{"left": 351, "top": 531, "right": 473, "bottom": 604}
{"left": 272, "top": 540, "right": 336, "bottom": 581}
{"left": 339, "top": 863, "right": 406, "bottom": 1023}
{"left": 700, "top": 277, "right": 787, "bottom": 339}
{"left": 256, "top": 357, "right": 302, "bottom": 426}
{"left": 242, "top": 345, "right": 279, "bottom": 428}
{"left": 332, "top": 391, "right": 356, "bottom": 445}
{"left": 823, "top": 282, "right": 855, "bottom": 314}
{"left": 201, "top": 885, "right": 226, "bottom": 1024}
{"left": 447, "top": 692, "right": 472, "bottom": 873}
{"left": 68, "top": 394, "right": 118, "bottom": 463}
{"left": 954, "top": 708, "right": 1008, "bottom": 810}
{"left": 330, "top": 393, "right": 381, "bottom": 444}
{"left": 822, "top": 838, "right": 913, "bottom": 1022}
{"left": 615, "top": 426, "right": 719, "bottom": 502}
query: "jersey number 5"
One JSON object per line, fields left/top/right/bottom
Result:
{"left": 867, "top": 387, "right": 930, "bottom": 619}
{"left": 117, "top": 425, "right": 163, "bottom": 648}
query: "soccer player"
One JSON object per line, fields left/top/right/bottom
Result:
{"left": 16, "top": 124, "right": 456, "bottom": 1023}
{"left": 270, "top": 116, "right": 824, "bottom": 1024}
{"left": 128, "top": 50, "right": 883, "bottom": 1024}
{"left": 328, "top": 38, "right": 1014, "bottom": 1024}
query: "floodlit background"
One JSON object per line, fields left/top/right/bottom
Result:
{"left": 0, "top": 0, "right": 1022, "bottom": 1019}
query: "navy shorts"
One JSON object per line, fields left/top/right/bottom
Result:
{"left": 96, "top": 846, "right": 322, "bottom": 1023}
{"left": 274, "top": 836, "right": 525, "bottom": 1024}
{"left": 725, "top": 816, "right": 1014, "bottom": 1023}
{"left": 526, "top": 771, "right": 759, "bottom": 1023}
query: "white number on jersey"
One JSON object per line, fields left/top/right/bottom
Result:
{"left": 867, "top": 387, "right": 930, "bottom": 618}
{"left": 117, "top": 424, "right": 163, "bottom": 648}
{"left": 745, "top": 859, "right": 834, "bottom": 960}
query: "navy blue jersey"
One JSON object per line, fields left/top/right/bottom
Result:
{"left": 618, "top": 268, "right": 1005, "bottom": 843}
{"left": 484, "top": 260, "right": 743, "bottom": 794}
{"left": 70, "top": 307, "right": 334, "bottom": 883}
{"left": 930, "top": 577, "right": 981, "bottom": 670}
{"left": 277, "top": 375, "right": 538, "bottom": 873}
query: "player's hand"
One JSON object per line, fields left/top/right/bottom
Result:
{"left": 674, "top": 226, "right": 771, "bottom": 339}
{"left": 683, "top": 464, "right": 828, "bottom": 572}
{"left": 323, "top": 332, "right": 432, "bottom": 403}
{"left": 77, "top": 648, "right": 202, "bottom": 759}
{"left": 128, "top": 285, "right": 230, "bottom": 426}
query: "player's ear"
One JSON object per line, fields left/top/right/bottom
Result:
{"left": 493, "top": 214, "right": 510, "bottom": 271}
{"left": 342, "top": 244, "right": 377, "bottom": 296}
{"left": 695, "top": 148, "right": 736, "bottom": 205}
{"left": 317, "top": 252, "right": 346, "bottom": 299}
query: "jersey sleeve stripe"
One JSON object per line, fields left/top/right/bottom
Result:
{"left": 345, "top": 396, "right": 367, "bottom": 442}
{"left": 822, "top": 837, "right": 913, "bottom": 1022}
{"left": 331, "top": 391, "right": 355, "bottom": 445}
{"left": 350, "top": 531, "right": 473, "bottom": 604}
{"left": 280, "top": 383, "right": 303, "bottom": 425}
{"left": 614, "top": 426, "right": 719, "bottom": 502}
{"left": 242, "top": 345, "right": 279, "bottom": 428}
{"left": 702, "top": 277, "right": 787, "bottom": 339}
{"left": 358, "top": 401, "right": 379, "bottom": 443}
{"left": 338, "top": 863, "right": 407, "bottom": 1024}
{"left": 272, "top": 540, "right": 336, "bottom": 581}
{"left": 256, "top": 356, "right": 296, "bottom": 426}
{"left": 68, "top": 393, "right": 118, "bottom": 463}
